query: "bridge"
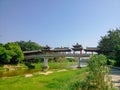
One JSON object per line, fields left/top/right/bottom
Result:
{"left": 23, "top": 43, "right": 99, "bottom": 70}
{"left": 24, "top": 53, "right": 91, "bottom": 70}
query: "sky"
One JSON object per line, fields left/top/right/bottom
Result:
{"left": 0, "top": 0, "right": 120, "bottom": 48}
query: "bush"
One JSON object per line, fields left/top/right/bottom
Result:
{"left": 80, "top": 54, "right": 115, "bottom": 90}
{"left": 108, "top": 59, "right": 116, "bottom": 66}
{"left": 67, "top": 58, "right": 75, "bottom": 62}
{"left": 24, "top": 62, "right": 35, "bottom": 69}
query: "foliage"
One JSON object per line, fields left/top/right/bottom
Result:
{"left": 80, "top": 55, "right": 114, "bottom": 90}
{"left": 108, "top": 59, "right": 116, "bottom": 66}
{"left": 0, "top": 42, "right": 24, "bottom": 64}
{"left": 24, "top": 62, "right": 35, "bottom": 69}
{"left": 15, "top": 40, "right": 43, "bottom": 51}
{"left": 0, "top": 46, "right": 12, "bottom": 63}
{"left": 98, "top": 28, "right": 120, "bottom": 66}
{"left": 24, "top": 58, "right": 44, "bottom": 63}
{"left": 67, "top": 57, "right": 75, "bottom": 62}
{"left": 114, "top": 45, "right": 120, "bottom": 66}
{"left": 49, "top": 57, "right": 68, "bottom": 62}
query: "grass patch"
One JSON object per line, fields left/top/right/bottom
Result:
{"left": 0, "top": 67, "right": 87, "bottom": 90}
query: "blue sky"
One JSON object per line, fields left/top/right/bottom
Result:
{"left": 0, "top": 0, "right": 120, "bottom": 48}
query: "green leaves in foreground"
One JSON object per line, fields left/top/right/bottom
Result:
{"left": 81, "top": 54, "right": 115, "bottom": 90}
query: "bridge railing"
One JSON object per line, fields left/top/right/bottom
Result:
{"left": 24, "top": 53, "right": 91, "bottom": 59}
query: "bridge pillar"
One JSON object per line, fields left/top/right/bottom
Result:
{"left": 77, "top": 57, "right": 81, "bottom": 68}
{"left": 43, "top": 57, "right": 49, "bottom": 71}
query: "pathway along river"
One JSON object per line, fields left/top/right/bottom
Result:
{"left": 110, "top": 67, "right": 120, "bottom": 89}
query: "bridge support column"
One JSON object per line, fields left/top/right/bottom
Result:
{"left": 43, "top": 57, "right": 49, "bottom": 71}
{"left": 77, "top": 57, "right": 81, "bottom": 68}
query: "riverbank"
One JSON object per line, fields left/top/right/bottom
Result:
{"left": 0, "top": 61, "right": 77, "bottom": 77}
{"left": 0, "top": 67, "right": 87, "bottom": 90}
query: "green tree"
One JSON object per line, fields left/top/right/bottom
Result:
{"left": 5, "top": 42, "right": 24, "bottom": 64}
{"left": 98, "top": 28, "right": 120, "bottom": 66}
{"left": 16, "top": 40, "right": 42, "bottom": 51}
{"left": 0, "top": 45, "right": 12, "bottom": 64}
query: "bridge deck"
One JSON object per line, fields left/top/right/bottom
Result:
{"left": 24, "top": 53, "right": 91, "bottom": 59}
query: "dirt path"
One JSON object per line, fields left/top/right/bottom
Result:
{"left": 109, "top": 68, "right": 120, "bottom": 89}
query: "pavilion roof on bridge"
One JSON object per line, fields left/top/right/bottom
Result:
{"left": 84, "top": 47, "right": 100, "bottom": 52}
{"left": 72, "top": 43, "right": 83, "bottom": 51}
{"left": 42, "top": 45, "right": 51, "bottom": 51}
{"left": 72, "top": 43, "right": 82, "bottom": 48}
{"left": 52, "top": 47, "right": 71, "bottom": 52}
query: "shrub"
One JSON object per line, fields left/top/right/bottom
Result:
{"left": 24, "top": 62, "right": 35, "bottom": 69}
{"left": 80, "top": 54, "right": 115, "bottom": 90}
{"left": 108, "top": 59, "right": 116, "bottom": 66}
{"left": 67, "top": 58, "right": 75, "bottom": 62}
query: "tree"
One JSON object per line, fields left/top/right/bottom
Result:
{"left": 15, "top": 40, "right": 42, "bottom": 51}
{"left": 0, "top": 43, "right": 24, "bottom": 64}
{"left": 5, "top": 42, "right": 24, "bottom": 64}
{"left": 98, "top": 28, "right": 120, "bottom": 66}
{"left": 0, "top": 45, "right": 12, "bottom": 64}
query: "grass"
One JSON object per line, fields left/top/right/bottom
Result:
{"left": 0, "top": 67, "right": 87, "bottom": 90}
{"left": 33, "top": 61, "right": 77, "bottom": 69}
